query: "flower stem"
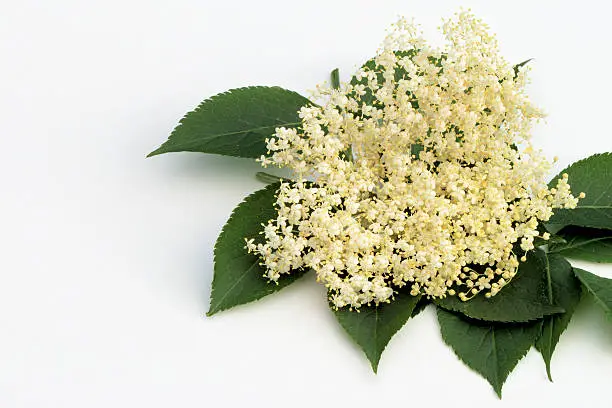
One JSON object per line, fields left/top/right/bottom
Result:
{"left": 256, "top": 172, "right": 285, "bottom": 184}
{"left": 330, "top": 68, "right": 353, "bottom": 162}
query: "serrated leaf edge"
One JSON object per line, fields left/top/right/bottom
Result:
{"left": 207, "top": 183, "right": 282, "bottom": 316}
{"left": 148, "top": 86, "right": 312, "bottom": 158}
{"left": 333, "top": 294, "right": 422, "bottom": 373}
{"left": 437, "top": 308, "right": 541, "bottom": 398}
{"left": 367, "top": 295, "right": 421, "bottom": 373}
{"left": 573, "top": 268, "right": 612, "bottom": 317}
{"left": 434, "top": 301, "right": 564, "bottom": 323}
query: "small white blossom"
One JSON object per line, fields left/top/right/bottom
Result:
{"left": 247, "top": 11, "right": 580, "bottom": 309}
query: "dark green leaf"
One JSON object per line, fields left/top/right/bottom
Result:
{"left": 574, "top": 268, "right": 612, "bottom": 319}
{"left": 434, "top": 248, "right": 564, "bottom": 322}
{"left": 534, "top": 254, "right": 582, "bottom": 380}
{"left": 549, "top": 226, "right": 612, "bottom": 263}
{"left": 547, "top": 153, "right": 612, "bottom": 233}
{"left": 437, "top": 308, "right": 542, "bottom": 398}
{"left": 207, "top": 183, "right": 306, "bottom": 315}
{"left": 411, "top": 297, "right": 430, "bottom": 318}
{"left": 333, "top": 292, "right": 422, "bottom": 373}
{"left": 148, "top": 86, "right": 312, "bottom": 159}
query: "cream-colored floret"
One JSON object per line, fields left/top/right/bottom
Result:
{"left": 246, "top": 11, "right": 579, "bottom": 309}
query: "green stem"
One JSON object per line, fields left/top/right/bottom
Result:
{"left": 330, "top": 68, "right": 340, "bottom": 90}
{"left": 256, "top": 172, "right": 285, "bottom": 184}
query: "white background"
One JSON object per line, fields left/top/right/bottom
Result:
{"left": 1, "top": 1, "right": 612, "bottom": 407}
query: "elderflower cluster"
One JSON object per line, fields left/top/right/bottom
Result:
{"left": 247, "top": 11, "right": 580, "bottom": 309}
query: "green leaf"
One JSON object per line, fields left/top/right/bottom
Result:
{"left": 574, "top": 268, "right": 612, "bottom": 319}
{"left": 148, "top": 86, "right": 312, "bottom": 159}
{"left": 434, "top": 248, "right": 564, "bottom": 322}
{"left": 411, "top": 297, "right": 430, "bottom": 318}
{"left": 549, "top": 226, "right": 612, "bottom": 263}
{"left": 207, "top": 183, "right": 306, "bottom": 315}
{"left": 547, "top": 153, "right": 612, "bottom": 233}
{"left": 437, "top": 308, "right": 542, "bottom": 398}
{"left": 534, "top": 254, "right": 582, "bottom": 380}
{"left": 333, "top": 292, "right": 422, "bottom": 373}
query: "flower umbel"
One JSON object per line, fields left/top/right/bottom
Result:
{"left": 247, "top": 11, "right": 579, "bottom": 309}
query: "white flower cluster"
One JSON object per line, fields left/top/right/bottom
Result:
{"left": 247, "top": 11, "right": 581, "bottom": 309}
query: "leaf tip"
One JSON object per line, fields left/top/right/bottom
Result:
{"left": 536, "top": 343, "right": 556, "bottom": 383}
{"left": 493, "top": 384, "right": 503, "bottom": 399}
{"left": 146, "top": 147, "right": 164, "bottom": 158}
{"left": 365, "top": 351, "right": 382, "bottom": 374}
{"left": 206, "top": 303, "right": 220, "bottom": 317}
{"left": 369, "top": 359, "right": 380, "bottom": 374}
{"left": 546, "top": 365, "right": 554, "bottom": 383}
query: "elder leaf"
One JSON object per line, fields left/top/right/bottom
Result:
{"left": 549, "top": 226, "right": 612, "bottom": 263}
{"left": 437, "top": 308, "right": 542, "bottom": 398}
{"left": 148, "top": 86, "right": 312, "bottom": 159}
{"left": 333, "top": 292, "right": 422, "bottom": 373}
{"left": 411, "top": 297, "right": 431, "bottom": 318}
{"left": 547, "top": 153, "right": 612, "bottom": 233}
{"left": 574, "top": 268, "right": 612, "bottom": 319}
{"left": 434, "top": 248, "right": 564, "bottom": 322}
{"left": 534, "top": 254, "right": 582, "bottom": 380}
{"left": 207, "top": 183, "right": 306, "bottom": 315}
